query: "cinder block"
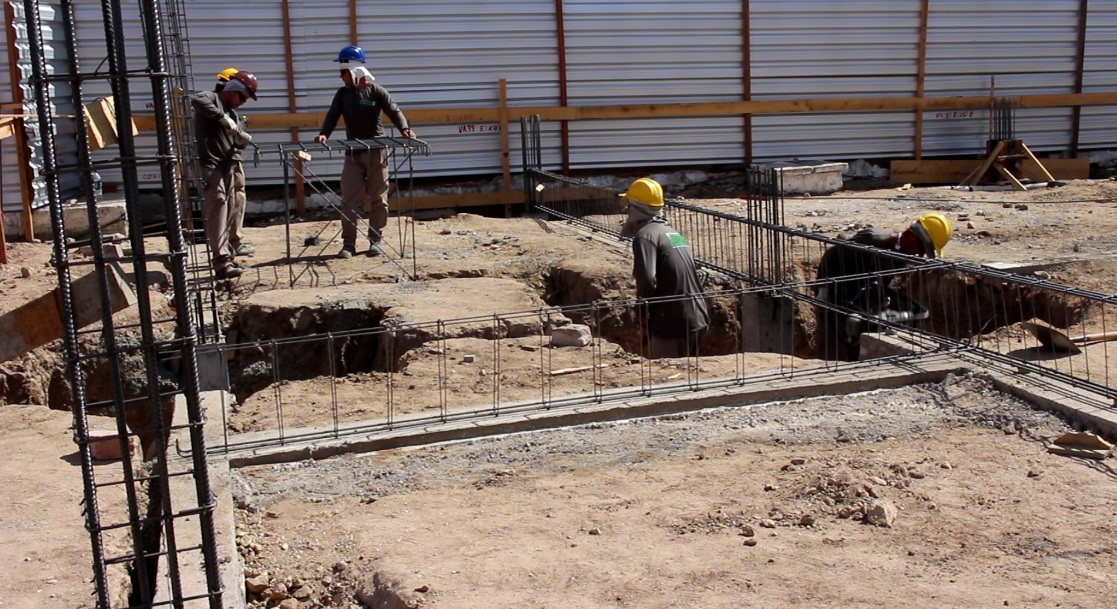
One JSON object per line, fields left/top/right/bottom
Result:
{"left": 88, "top": 430, "right": 135, "bottom": 461}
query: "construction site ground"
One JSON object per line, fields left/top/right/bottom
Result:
{"left": 2, "top": 177, "right": 1117, "bottom": 608}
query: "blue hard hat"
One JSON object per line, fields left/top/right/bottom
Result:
{"left": 334, "top": 45, "right": 366, "bottom": 63}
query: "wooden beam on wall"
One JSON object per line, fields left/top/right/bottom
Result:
{"left": 499, "top": 78, "right": 511, "bottom": 216}
{"left": 914, "top": 0, "right": 930, "bottom": 159}
{"left": 349, "top": 0, "right": 358, "bottom": 45}
{"left": 281, "top": 0, "right": 306, "bottom": 214}
{"left": 556, "top": 0, "right": 570, "bottom": 174}
{"left": 890, "top": 158, "right": 1090, "bottom": 184}
{"left": 5, "top": 1, "right": 34, "bottom": 242}
{"left": 743, "top": 0, "right": 753, "bottom": 166}
{"left": 129, "top": 90, "right": 1117, "bottom": 133}
{"left": 1071, "top": 0, "right": 1089, "bottom": 157}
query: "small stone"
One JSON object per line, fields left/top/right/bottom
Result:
{"left": 763, "top": 484, "right": 778, "bottom": 492}
{"left": 1027, "top": 470, "right": 1042, "bottom": 478}
{"left": 292, "top": 585, "right": 312, "bottom": 600}
{"left": 799, "top": 514, "right": 817, "bottom": 526}
{"left": 462, "top": 354, "right": 475, "bottom": 363}
{"left": 863, "top": 500, "right": 898, "bottom": 528}
{"left": 909, "top": 470, "right": 926, "bottom": 479}
{"left": 588, "top": 527, "right": 601, "bottom": 536}
{"left": 245, "top": 575, "right": 270, "bottom": 594}
{"left": 940, "top": 463, "right": 953, "bottom": 470}
{"left": 790, "top": 457, "right": 807, "bottom": 465}
{"left": 278, "top": 599, "right": 299, "bottom": 609}
{"left": 967, "top": 221, "right": 976, "bottom": 229}
{"left": 739, "top": 525, "right": 755, "bottom": 537}
{"left": 333, "top": 561, "right": 349, "bottom": 573}
{"left": 1014, "top": 203, "right": 1029, "bottom": 211}
{"left": 760, "top": 519, "right": 777, "bottom": 529}
{"left": 20, "top": 267, "right": 31, "bottom": 278}
{"left": 415, "top": 585, "right": 430, "bottom": 593}
{"left": 742, "top": 538, "right": 758, "bottom": 547}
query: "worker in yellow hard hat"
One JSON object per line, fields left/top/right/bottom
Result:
{"left": 214, "top": 67, "right": 239, "bottom": 92}
{"left": 620, "top": 177, "right": 710, "bottom": 359}
{"left": 814, "top": 213, "right": 952, "bottom": 360}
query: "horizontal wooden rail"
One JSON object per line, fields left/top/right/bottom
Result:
{"left": 135, "top": 91, "right": 1117, "bottom": 131}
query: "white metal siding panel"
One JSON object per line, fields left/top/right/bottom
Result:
{"left": 921, "top": 0, "right": 1080, "bottom": 156}
{"left": 563, "top": 0, "right": 745, "bottom": 170}
{"left": 9, "top": 1, "right": 80, "bottom": 209}
{"left": 750, "top": 0, "right": 921, "bottom": 162}
{"left": 1081, "top": 0, "right": 1117, "bottom": 149}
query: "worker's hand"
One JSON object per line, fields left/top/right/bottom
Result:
{"left": 314, "top": 134, "right": 327, "bottom": 144}
{"left": 402, "top": 128, "right": 416, "bottom": 139}
{"left": 233, "top": 129, "right": 252, "bottom": 148}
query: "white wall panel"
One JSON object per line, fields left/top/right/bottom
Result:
{"left": 563, "top": 0, "right": 745, "bottom": 170}
{"left": 1081, "top": 0, "right": 1117, "bottom": 149}
{"left": 0, "top": 4, "right": 19, "bottom": 212}
{"left": 750, "top": 0, "right": 921, "bottom": 162}
{"left": 922, "top": 0, "right": 1080, "bottom": 156}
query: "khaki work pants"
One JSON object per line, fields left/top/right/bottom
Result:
{"left": 339, "top": 149, "right": 389, "bottom": 247}
{"left": 202, "top": 161, "right": 245, "bottom": 267}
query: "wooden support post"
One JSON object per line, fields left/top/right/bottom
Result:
{"left": 555, "top": 0, "right": 571, "bottom": 175}
{"left": 914, "top": 0, "right": 930, "bottom": 159}
{"left": 960, "top": 140, "right": 1006, "bottom": 186}
{"left": 499, "top": 79, "right": 512, "bottom": 217}
{"left": 349, "top": 0, "right": 358, "bottom": 45}
{"left": 743, "top": 0, "right": 753, "bottom": 166}
{"left": 281, "top": 0, "right": 306, "bottom": 215}
{"left": 5, "top": 2, "right": 34, "bottom": 242}
{"left": 1020, "top": 143, "right": 1055, "bottom": 182}
{"left": 1070, "top": 0, "right": 1089, "bottom": 157}
{"left": 994, "top": 164, "right": 1027, "bottom": 191}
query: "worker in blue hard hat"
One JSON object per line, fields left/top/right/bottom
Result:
{"left": 315, "top": 44, "right": 417, "bottom": 259}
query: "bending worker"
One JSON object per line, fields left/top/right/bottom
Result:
{"left": 314, "top": 44, "right": 417, "bottom": 259}
{"left": 620, "top": 178, "right": 709, "bottom": 359}
{"left": 191, "top": 69, "right": 259, "bottom": 280}
{"left": 814, "top": 213, "right": 952, "bottom": 361}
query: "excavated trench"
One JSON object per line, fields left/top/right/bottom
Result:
{"left": 217, "top": 262, "right": 1088, "bottom": 407}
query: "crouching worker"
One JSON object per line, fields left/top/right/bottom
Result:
{"left": 620, "top": 177, "right": 710, "bottom": 359}
{"left": 815, "top": 213, "right": 952, "bottom": 361}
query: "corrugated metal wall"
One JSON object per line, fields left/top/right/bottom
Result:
{"left": 751, "top": 0, "right": 922, "bottom": 161}
{"left": 922, "top": 0, "right": 1081, "bottom": 156}
{"left": 563, "top": 0, "right": 745, "bottom": 170}
{"left": 4, "top": 0, "right": 1117, "bottom": 210}
{"left": 1081, "top": 0, "right": 1117, "bottom": 148}
{"left": 5, "top": 0, "right": 79, "bottom": 212}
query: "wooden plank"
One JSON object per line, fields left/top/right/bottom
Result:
{"left": 1020, "top": 143, "right": 1055, "bottom": 182}
{"left": 5, "top": 1, "right": 34, "bottom": 241}
{"left": 409, "top": 190, "right": 523, "bottom": 211}
{"left": 891, "top": 158, "right": 1090, "bottom": 185}
{"left": 0, "top": 264, "right": 137, "bottom": 364}
{"left": 994, "top": 163, "right": 1027, "bottom": 191}
{"left": 913, "top": 0, "right": 930, "bottom": 159}
{"left": 280, "top": 0, "right": 306, "bottom": 215}
{"left": 961, "top": 140, "right": 1005, "bottom": 186}
{"left": 130, "top": 91, "right": 1117, "bottom": 132}
{"left": 499, "top": 79, "right": 512, "bottom": 217}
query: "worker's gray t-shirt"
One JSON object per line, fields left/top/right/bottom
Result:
{"left": 631, "top": 220, "right": 710, "bottom": 339}
{"left": 318, "top": 83, "right": 410, "bottom": 141}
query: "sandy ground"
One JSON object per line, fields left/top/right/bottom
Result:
{"left": 2, "top": 178, "right": 1117, "bottom": 607}
{"left": 233, "top": 374, "right": 1117, "bottom": 609}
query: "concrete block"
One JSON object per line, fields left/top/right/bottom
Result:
{"left": 88, "top": 429, "right": 134, "bottom": 461}
{"left": 757, "top": 160, "right": 849, "bottom": 195}
{"left": 2, "top": 196, "right": 128, "bottom": 241}
{"left": 551, "top": 324, "right": 592, "bottom": 348}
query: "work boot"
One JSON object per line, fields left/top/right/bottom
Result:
{"left": 235, "top": 243, "right": 256, "bottom": 256}
{"left": 215, "top": 264, "right": 243, "bottom": 280}
{"left": 366, "top": 242, "right": 383, "bottom": 257}
{"left": 338, "top": 244, "right": 356, "bottom": 259}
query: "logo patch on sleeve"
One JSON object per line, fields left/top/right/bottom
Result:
{"left": 667, "top": 232, "right": 688, "bottom": 248}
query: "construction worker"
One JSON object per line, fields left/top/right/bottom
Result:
{"left": 211, "top": 67, "right": 254, "bottom": 258}
{"left": 621, "top": 178, "right": 710, "bottom": 359}
{"left": 314, "top": 44, "right": 417, "bottom": 259}
{"left": 814, "top": 213, "right": 952, "bottom": 360}
{"left": 191, "top": 70, "right": 259, "bottom": 280}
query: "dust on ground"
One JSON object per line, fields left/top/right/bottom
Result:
{"left": 233, "top": 373, "right": 1117, "bottom": 609}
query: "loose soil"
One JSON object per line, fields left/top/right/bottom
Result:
{"left": 3, "top": 178, "right": 1117, "bottom": 607}
{"left": 232, "top": 374, "right": 1117, "bottom": 609}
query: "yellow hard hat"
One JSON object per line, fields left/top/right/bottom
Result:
{"left": 216, "top": 67, "right": 240, "bottom": 82}
{"left": 619, "top": 177, "right": 665, "bottom": 208}
{"left": 916, "top": 212, "right": 952, "bottom": 257}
